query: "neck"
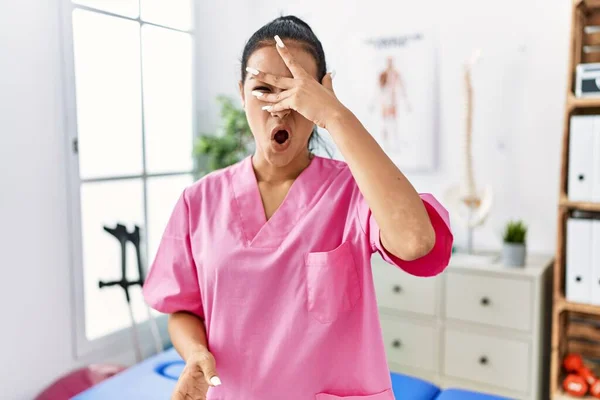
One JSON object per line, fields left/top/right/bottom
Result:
{"left": 252, "top": 150, "right": 312, "bottom": 184}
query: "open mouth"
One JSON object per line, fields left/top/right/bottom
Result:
{"left": 273, "top": 130, "right": 289, "bottom": 144}
{"left": 271, "top": 125, "right": 291, "bottom": 146}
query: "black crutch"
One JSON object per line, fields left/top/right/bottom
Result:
{"left": 99, "top": 223, "right": 163, "bottom": 362}
{"left": 129, "top": 225, "right": 163, "bottom": 356}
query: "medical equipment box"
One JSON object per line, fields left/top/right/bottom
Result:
{"left": 575, "top": 62, "right": 600, "bottom": 97}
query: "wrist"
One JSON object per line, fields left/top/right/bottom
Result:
{"left": 184, "top": 343, "right": 210, "bottom": 360}
{"left": 325, "top": 106, "right": 354, "bottom": 132}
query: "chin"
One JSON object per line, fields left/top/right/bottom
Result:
{"left": 262, "top": 143, "right": 304, "bottom": 167}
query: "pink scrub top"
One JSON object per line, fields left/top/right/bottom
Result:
{"left": 142, "top": 154, "right": 453, "bottom": 400}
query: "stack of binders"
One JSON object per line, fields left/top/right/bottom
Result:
{"left": 566, "top": 115, "right": 600, "bottom": 306}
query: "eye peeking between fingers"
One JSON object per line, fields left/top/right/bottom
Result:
{"left": 251, "top": 87, "right": 270, "bottom": 98}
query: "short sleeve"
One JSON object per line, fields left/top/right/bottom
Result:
{"left": 142, "top": 189, "right": 204, "bottom": 319}
{"left": 357, "top": 192, "right": 453, "bottom": 277}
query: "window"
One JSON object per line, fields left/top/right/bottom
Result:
{"left": 61, "top": 0, "right": 196, "bottom": 357}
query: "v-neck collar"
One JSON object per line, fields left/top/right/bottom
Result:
{"left": 230, "top": 154, "right": 326, "bottom": 249}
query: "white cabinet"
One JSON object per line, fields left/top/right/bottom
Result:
{"left": 373, "top": 253, "right": 553, "bottom": 400}
{"left": 442, "top": 328, "right": 531, "bottom": 394}
{"left": 445, "top": 272, "right": 532, "bottom": 332}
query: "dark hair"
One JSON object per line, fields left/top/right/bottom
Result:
{"left": 240, "top": 15, "right": 331, "bottom": 156}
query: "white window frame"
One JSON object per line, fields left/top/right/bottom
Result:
{"left": 58, "top": 0, "right": 198, "bottom": 359}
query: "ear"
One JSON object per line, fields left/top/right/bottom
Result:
{"left": 238, "top": 81, "right": 245, "bottom": 109}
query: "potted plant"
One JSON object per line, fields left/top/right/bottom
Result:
{"left": 501, "top": 220, "right": 527, "bottom": 267}
{"left": 192, "top": 95, "right": 254, "bottom": 179}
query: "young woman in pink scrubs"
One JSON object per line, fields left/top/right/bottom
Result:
{"left": 143, "top": 15, "right": 453, "bottom": 400}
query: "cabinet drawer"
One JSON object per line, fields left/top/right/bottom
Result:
{"left": 445, "top": 271, "right": 532, "bottom": 331}
{"left": 380, "top": 315, "right": 437, "bottom": 373}
{"left": 443, "top": 328, "right": 530, "bottom": 393}
{"left": 372, "top": 261, "right": 437, "bottom": 316}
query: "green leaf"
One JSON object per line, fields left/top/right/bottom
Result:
{"left": 192, "top": 95, "right": 253, "bottom": 175}
{"left": 502, "top": 220, "right": 527, "bottom": 243}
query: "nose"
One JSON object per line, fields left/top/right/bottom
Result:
{"left": 268, "top": 88, "right": 291, "bottom": 119}
{"left": 270, "top": 108, "right": 291, "bottom": 119}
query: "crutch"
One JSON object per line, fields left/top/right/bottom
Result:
{"left": 99, "top": 224, "right": 145, "bottom": 362}
{"left": 128, "top": 225, "right": 164, "bottom": 356}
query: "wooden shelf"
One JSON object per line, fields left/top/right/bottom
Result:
{"left": 551, "top": 0, "right": 600, "bottom": 396}
{"left": 568, "top": 94, "right": 600, "bottom": 109}
{"left": 580, "top": 0, "right": 600, "bottom": 11}
{"left": 556, "top": 296, "right": 600, "bottom": 315}
{"left": 559, "top": 198, "right": 600, "bottom": 212}
{"left": 554, "top": 389, "right": 596, "bottom": 400}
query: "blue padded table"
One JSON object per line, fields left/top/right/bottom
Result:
{"left": 390, "top": 372, "right": 440, "bottom": 400}
{"left": 72, "top": 347, "right": 184, "bottom": 399}
{"left": 435, "top": 389, "right": 513, "bottom": 400}
{"left": 73, "top": 347, "right": 511, "bottom": 399}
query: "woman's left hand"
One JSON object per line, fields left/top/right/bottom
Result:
{"left": 247, "top": 35, "right": 347, "bottom": 130}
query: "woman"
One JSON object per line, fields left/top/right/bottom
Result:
{"left": 143, "top": 15, "right": 453, "bottom": 400}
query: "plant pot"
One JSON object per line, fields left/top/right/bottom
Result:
{"left": 502, "top": 242, "right": 526, "bottom": 267}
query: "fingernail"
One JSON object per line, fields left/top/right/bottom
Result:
{"left": 262, "top": 105, "right": 272, "bottom": 111}
{"left": 246, "top": 67, "right": 259, "bottom": 76}
{"left": 251, "top": 90, "right": 264, "bottom": 97}
{"left": 210, "top": 376, "right": 222, "bottom": 386}
{"left": 274, "top": 35, "right": 285, "bottom": 48}
{"left": 330, "top": 70, "right": 336, "bottom": 79}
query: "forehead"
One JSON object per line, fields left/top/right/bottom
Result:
{"left": 246, "top": 42, "right": 318, "bottom": 81}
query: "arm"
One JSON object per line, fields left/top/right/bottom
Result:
{"left": 168, "top": 311, "right": 221, "bottom": 389}
{"left": 326, "top": 108, "right": 435, "bottom": 261}
{"left": 168, "top": 311, "right": 209, "bottom": 361}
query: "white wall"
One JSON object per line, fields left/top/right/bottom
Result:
{"left": 201, "top": 0, "right": 571, "bottom": 255}
{"left": 195, "top": 0, "right": 255, "bottom": 134}
{"left": 0, "top": 1, "right": 144, "bottom": 399}
{"left": 0, "top": 1, "right": 75, "bottom": 398}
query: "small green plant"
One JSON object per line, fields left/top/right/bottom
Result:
{"left": 192, "top": 95, "right": 254, "bottom": 178}
{"left": 502, "top": 220, "right": 527, "bottom": 244}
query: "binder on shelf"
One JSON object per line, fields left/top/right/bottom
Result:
{"left": 566, "top": 217, "right": 593, "bottom": 305}
{"left": 592, "top": 220, "right": 600, "bottom": 306}
{"left": 594, "top": 122, "right": 600, "bottom": 202}
{"left": 568, "top": 115, "right": 596, "bottom": 202}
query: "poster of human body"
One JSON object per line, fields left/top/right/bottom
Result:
{"left": 339, "top": 31, "right": 438, "bottom": 172}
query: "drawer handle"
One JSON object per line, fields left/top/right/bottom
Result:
{"left": 393, "top": 285, "right": 402, "bottom": 293}
{"left": 479, "top": 356, "right": 488, "bottom": 365}
{"left": 392, "top": 339, "right": 402, "bottom": 348}
{"left": 576, "top": 276, "right": 582, "bottom": 283}
{"left": 480, "top": 297, "right": 490, "bottom": 306}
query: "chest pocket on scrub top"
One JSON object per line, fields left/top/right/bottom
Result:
{"left": 305, "top": 241, "right": 362, "bottom": 323}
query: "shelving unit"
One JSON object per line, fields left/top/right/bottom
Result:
{"left": 568, "top": 94, "right": 600, "bottom": 109}
{"left": 560, "top": 197, "right": 600, "bottom": 212}
{"left": 551, "top": 0, "right": 600, "bottom": 398}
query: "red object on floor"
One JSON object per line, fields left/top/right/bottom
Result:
{"left": 563, "top": 374, "right": 589, "bottom": 397}
{"left": 564, "top": 354, "right": 585, "bottom": 372}
{"left": 34, "top": 364, "right": 127, "bottom": 400}
{"left": 562, "top": 353, "right": 600, "bottom": 398}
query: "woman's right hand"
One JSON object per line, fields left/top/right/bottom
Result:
{"left": 171, "top": 349, "right": 221, "bottom": 400}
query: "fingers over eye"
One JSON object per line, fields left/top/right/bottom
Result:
{"left": 247, "top": 69, "right": 294, "bottom": 89}
{"left": 251, "top": 89, "right": 293, "bottom": 103}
